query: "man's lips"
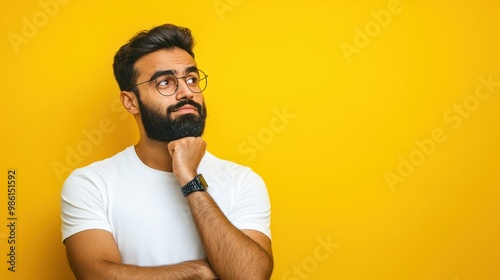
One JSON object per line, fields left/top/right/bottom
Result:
{"left": 173, "top": 105, "right": 198, "bottom": 114}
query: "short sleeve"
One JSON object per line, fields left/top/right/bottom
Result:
{"left": 60, "top": 168, "right": 112, "bottom": 242}
{"left": 228, "top": 170, "right": 271, "bottom": 239}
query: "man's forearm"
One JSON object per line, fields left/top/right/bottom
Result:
{"left": 73, "top": 259, "right": 216, "bottom": 280}
{"left": 187, "top": 191, "right": 273, "bottom": 280}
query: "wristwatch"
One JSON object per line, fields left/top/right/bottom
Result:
{"left": 181, "top": 174, "right": 208, "bottom": 197}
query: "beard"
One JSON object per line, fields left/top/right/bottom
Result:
{"left": 138, "top": 98, "right": 207, "bottom": 143}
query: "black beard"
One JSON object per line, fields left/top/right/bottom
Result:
{"left": 138, "top": 98, "right": 207, "bottom": 143}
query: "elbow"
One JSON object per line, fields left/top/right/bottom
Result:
{"left": 228, "top": 257, "right": 273, "bottom": 280}
{"left": 250, "top": 255, "right": 274, "bottom": 280}
{"left": 262, "top": 250, "right": 274, "bottom": 279}
{"left": 262, "top": 258, "right": 274, "bottom": 280}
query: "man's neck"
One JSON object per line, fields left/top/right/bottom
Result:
{"left": 134, "top": 138, "right": 173, "bottom": 172}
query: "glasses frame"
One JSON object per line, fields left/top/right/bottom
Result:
{"left": 130, "top": 69, "right": 208, "bottom": 96}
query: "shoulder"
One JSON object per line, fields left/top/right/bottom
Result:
{"left": 199, "top": 151, "right": 266, "bottom": 191}
{"left": 200, "top": 151, "right": 259, "bottom": 177}
{"left": 63, "top": 146, "right": 133, "bottom": 189}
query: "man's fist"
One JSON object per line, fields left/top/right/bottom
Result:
{"left": 167, "top": 137, "right": 207, "bottom": 186}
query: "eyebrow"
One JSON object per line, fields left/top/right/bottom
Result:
{"left": 148, "top": 66, "right": 199, "bottom": 82}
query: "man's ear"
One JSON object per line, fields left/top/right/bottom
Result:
{"left": 120, "top": 90, "right": 140, "bottom": 114}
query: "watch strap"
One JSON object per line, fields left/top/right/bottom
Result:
{"left": 181, "top": 174, "right": 207, "bottom": 197}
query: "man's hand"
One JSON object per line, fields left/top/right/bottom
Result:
{"left": 192, "top": 259, "right": 219, "bottom": 279}
{"left": 167, "top": 137, "right": 207, "bottom": 185}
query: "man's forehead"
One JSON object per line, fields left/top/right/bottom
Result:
{"left": 135, "top": 48, "right": 196, "bottom": 77}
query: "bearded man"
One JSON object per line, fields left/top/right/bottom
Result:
{"left": 61, "top": 23, "right": 273, "bottom": 280}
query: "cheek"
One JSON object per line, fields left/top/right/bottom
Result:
{"left": 143, "top": 97, "right": 172, "bottom": 115}
{"left": 194, "top": 94, "right": 205, "bottom": 106}
{"left": 143, "top": 90, "right": 174, "bottom": 109}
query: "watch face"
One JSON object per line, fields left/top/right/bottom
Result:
{"left": 198, "top": 174, "right": 208, "bottom": 188}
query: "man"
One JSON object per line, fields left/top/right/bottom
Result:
{"left": 61, "top": 24, "right": 273, "bottom": 279}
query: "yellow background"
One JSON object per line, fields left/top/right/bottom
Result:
{"left": 1, "top": 0, "right": 499, "bottom": 279}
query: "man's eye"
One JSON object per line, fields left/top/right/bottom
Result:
{"left": 186, "top": 77, "right": 199, "bottom": 85}
{"left": 157, "top": 76, "right": 175, "bottom": 87}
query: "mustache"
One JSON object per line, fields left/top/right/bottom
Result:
{"left": 166, "top": 99, "right": 203, "bottom": 115}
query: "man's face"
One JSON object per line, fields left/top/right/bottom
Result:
{"left": 133, "top": 48, "right": 207, "bottom": 142}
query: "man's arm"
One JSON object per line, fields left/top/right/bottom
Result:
{"left": 188, "top": 192, "right": 273, "bottom": 280}
{"left": 168, "top": 137, "right": 274, "bottom": 280}
{"left": 65, "top": 229, "right": 218, "bottom": 280}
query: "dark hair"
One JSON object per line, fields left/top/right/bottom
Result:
{"left": 113, "top": 24, "right": 195, "bottom": 92}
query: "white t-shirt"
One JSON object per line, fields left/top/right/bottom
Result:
{"left": 61, "top": 146, "right": 271, "bottom": 266}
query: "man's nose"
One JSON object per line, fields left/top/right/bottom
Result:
{"left": 175, "top": 78, "right": 194, "bottom": 100}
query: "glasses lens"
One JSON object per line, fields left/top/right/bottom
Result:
{"left": 156, "top": 74, "right": 178, "bottom": 96}
{"left": 187, "top": 70, "right": 208, "bottom": 93}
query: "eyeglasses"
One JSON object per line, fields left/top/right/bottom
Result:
{"left": 131, "top": 69, "right": 208, "bottom": 96}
